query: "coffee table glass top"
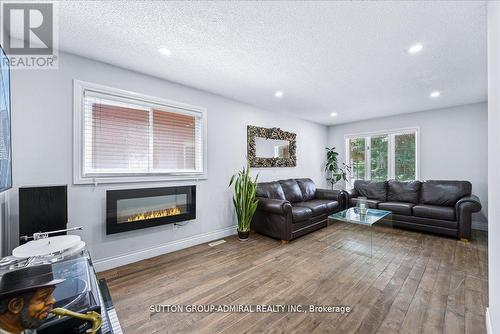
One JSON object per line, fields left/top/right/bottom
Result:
{"left": 329, "top": 207, "right": 391, "bottom": 226}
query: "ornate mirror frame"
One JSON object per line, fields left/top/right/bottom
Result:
{"left": 247, "top": 125, "right": 297, "bottom": 167}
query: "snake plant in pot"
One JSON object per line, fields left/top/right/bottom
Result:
{"left": 229, "top": 165, "right": 259, "bottom": 241}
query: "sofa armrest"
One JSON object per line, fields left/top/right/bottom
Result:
{"left": 256, "top": 197, "right": 292, "bottom": 215}
{"left": 345, "top": 188, "right": 357, "bottom": 199}
{"left": 455, "top": 195, "right": 482, "bottom": 212}
{"left": 455, "top": 195, "right": 482, "bottom": 239}
{"left": 252, "top": 197, "right": 293, "bottom": 241}
{"left": 341, "top": 188, "right": 357, "bottom": 209}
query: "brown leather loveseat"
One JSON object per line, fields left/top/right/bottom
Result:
{"left": 251, "top": 178, "right": 344, "bottom": 242}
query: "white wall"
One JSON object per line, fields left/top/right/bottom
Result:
{"left": 8, "top": 52, "right": 328, "bottom": 271}
{"left": 328, "top": 102, "right": 488, "bottom": 225}
{"left": 487, "top": 2, "right": 500, "bottom": 333}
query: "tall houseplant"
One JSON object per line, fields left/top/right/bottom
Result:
{"left": 229, "top": 165, "right": 259, "bottom": 240}
{"left": 325, "top": 147, "right": 351, "bottom": 190}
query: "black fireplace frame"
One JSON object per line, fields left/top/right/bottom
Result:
{"left": 106, "top": 186, "right": 196, "bottom": 235}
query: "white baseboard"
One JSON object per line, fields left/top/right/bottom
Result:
{"left": 472, "top": 220, "right": 488, "bottom": 231}
{"left": 486, "top": 307, "right": 493, "bottom": 334}
{"left": 93, "top": 226, "right": 237, "bottom": 272}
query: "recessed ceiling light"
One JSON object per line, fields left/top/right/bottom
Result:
{"left": 330, "top": 112, "right": 338, "bottom": 117}
{"left": 408, "top": 43, "right": 423, "bottom": 54}
{"left": 274, "top": 90, "right": 284, "bottom": 98}
{"left": 159, "top": 47, "right": 171, "bottom": 56}
{"left": 430, "top": 91, "right": 441, "bottom": 98}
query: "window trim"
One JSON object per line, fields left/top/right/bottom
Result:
{"left": 73, "top": 80, "right": 208, "bottom": 185}
{"left": 344, "top": 126, "right": 420, "bottom": 183}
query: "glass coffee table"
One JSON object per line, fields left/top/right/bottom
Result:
{"left": 328, "top": 207, "right": 392, "bottom": 257}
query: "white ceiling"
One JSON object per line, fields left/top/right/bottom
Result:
{"left": 54, "top": 1, "right": 487, "bottom": 125}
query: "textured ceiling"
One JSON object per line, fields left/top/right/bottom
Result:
{"left": 53, "top": 1, "right": 487, "bottom": 125}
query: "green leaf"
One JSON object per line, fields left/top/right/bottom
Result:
{"left": 229, "top": 164, "right": 259, "bottom": 231}
{"left": 229, "top": 174, "right": 236, "bottom": 187}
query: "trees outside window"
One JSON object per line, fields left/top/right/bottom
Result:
{"left": 346, "top": 129, "right": 418, "bottom": 182}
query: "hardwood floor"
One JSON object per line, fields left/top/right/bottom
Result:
{"left": 99, "top": 222, "right": 488, "bottom": 334}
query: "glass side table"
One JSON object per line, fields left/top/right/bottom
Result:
{"left": 328, "top": 207, "right": 392, "bottom": 257}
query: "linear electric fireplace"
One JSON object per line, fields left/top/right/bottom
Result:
{"left": 106, "top": 186, "right": 196, "bottom": 234}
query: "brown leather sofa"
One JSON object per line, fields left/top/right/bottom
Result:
{"left": 251, "top": 178, "right": 344, "bottom": 242}
{"left": 345, "top": 180, "right": 482, "bottom": 240}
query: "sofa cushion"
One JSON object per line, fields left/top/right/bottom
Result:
{"left": 294, "top": 199, "right": 337, "bottom": 215}
{"left": 314, "top": 199, "right": 339, "bottom": 212}
{"left": 291, "top": 206, "right": 313, "bottom": 222}
{"left": 279, "top": 179, "right": 304, "bottom": 203}
{"left": 296, "top": 178, "right": 317, "bottom": 201}
{"left": 256, "top": 182, "right": 286, "bottom": 200}
{"left": 378, "top": 202, "right": 414, "bottom": 216}
{"left": 390, "top": 214, "right": 458, "bottom": 230}
{"left": 387, "top": 180, "right": 421, "bottom": 204}
{"left": 413, "top": 204, "right": 456, "bottom": 221}
{"left": 349, "top": 198, "right": 381, "bottom": 209}
{"left": 420, "top": 180, "right": 471, "bottom": 206}
{"left": 354, "top": 180, "right": 387, "bottom": 201}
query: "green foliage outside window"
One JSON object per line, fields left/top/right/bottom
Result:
{"left": 349, "top": 138, "right": 365, "bottom": 180}
{"left": 395, "top": 133, "right": 416, "bottom": 181}
{"left": 370, "top": 136, "right": 388, "bottom": 181}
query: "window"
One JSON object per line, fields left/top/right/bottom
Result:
{"left": 345, "top": 128, "right": 418, "bottom": 182}
{"left": 370, "top": 135, "right": 388, "bottom": 181}
{"left": 349, "top": 137, "right": 365, "bottom": 180}
{"left": 394, "top": 132, "right": 416, "bottom": 181}
{"left": 74, "top": 81, "right": 207, "bottom": 184}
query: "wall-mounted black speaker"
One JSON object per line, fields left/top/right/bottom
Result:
{"left": 19, "top": 185, "right": 68, "bottom": 244}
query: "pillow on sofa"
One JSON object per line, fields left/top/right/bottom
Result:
{"left": 387, "top": 180, "right": 421, "bottom": 204}
{"left": 296, "top": 178, "right": 316, "bottom": 201}
{"left": 256, "top": 182, "right": 286, "bottom": 200}
{"left": 279, "top": 179, "right": 304, "bottom": 203}
{"left": 420, "top": 180, "right": 471, "bottom": 206}
{"left": 354, "top": 180, "right": 387, "bottom": 201}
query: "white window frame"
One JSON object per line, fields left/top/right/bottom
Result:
{"left": 73, "top": 80, "right": 208, "bottom": 184}
{"left": 344, "top": 127, "right": 420, "bottom": 183}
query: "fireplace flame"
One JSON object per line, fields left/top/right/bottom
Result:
{"left": 127, "top": 207, "right": 182, "bottom": 222}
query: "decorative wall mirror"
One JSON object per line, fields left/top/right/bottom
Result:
{"left": 247, "top": 125, "right": 297, "bottom": 167}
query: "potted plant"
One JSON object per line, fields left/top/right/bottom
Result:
{"left": 229, "top": 165, "right": 259, "bottom": 241}
{"left": 325, "top": 147, "right": 351, "bottom": 190}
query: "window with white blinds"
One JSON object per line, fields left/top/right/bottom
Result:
{"left": 74, "top": 81, "right": 206, "bottom": 183}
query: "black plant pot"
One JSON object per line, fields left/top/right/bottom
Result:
{"left": 238, "top": 230, "right": 250, "bottom": 241}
